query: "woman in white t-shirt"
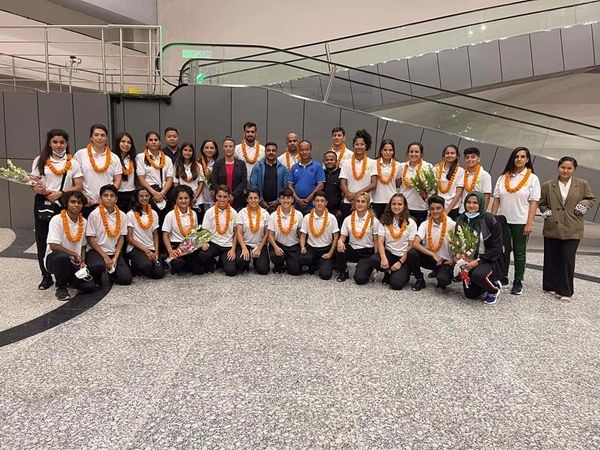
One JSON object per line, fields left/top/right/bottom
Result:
{"left": 371, "top": 138, "right": 402, "bottom": 218}
{"left": 398, "top": 142, "right": 434, "bottom": 226}
{"left": 435, "top": 145, "right": 464, "bottom": 220}
{"left": 173, "top": 142, "right": 206, "bottom": 217}
{"left": 115, "top": 132, "right": 137, "bottom": 213}
{"left": 198, "top": 139, "right": 218, "bottom": 212}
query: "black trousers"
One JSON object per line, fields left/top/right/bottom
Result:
{"left": 86, "top": 249, "right": 132, "bottom": 285}
{"left": 409, "top": 209, "right": 428, "bottom": 227}
{"left": 45, "top": 251, "right": 95, "bottom": 292}
{"left": 198, "top": 242, "right": 237, "bottom": 276}
{"left": 372, "top": 203, "right": 387, "bottom": 219}
{"left": 463, "top": 262, "right": 499, "bottom": 299}
{"left": 407, "top": 248, "right": 453, "bottom": 288}
{"left": 543, "top": 237, "right": 579, "bottom": 297}
{"left": 370, "top": 249, "right": 413, "bottom": 290}
{"left": 117, "top": 190, "right": 134, "bottom": 213}
{"left": 128, "top": 248, "right": 165, "bottom": 279}
{"left": 235, "top": 245, "right": 270, "bottom": 275}
{"left": 301, "top": 245, "right": 334, "bottom": 280}
{"left": 269, "top": 242, "right": 302, "bottom": 276}
{"left": 169, "top": 242, "right": 204, "bottom": 275}
{"left": 337, "top": 244, "right": 374, "bottom": 285}
{"left": 341, "top": 203, "right": 353, "bottom": 220}
{"left": 33, "top": 194, "right": 54, "bottom": 278}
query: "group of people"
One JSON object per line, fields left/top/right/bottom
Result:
{"left": 31, "top": 122, "right": 595, "bottom": 304}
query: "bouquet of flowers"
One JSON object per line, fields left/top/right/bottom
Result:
{"left": 410, "top": 166, "right": 437, "bottom": 199}
{"left": 165, "top": 228, "right": 213, "bottom": 263}
{"left": 0, "top": 159, "right": 43, "bottom": 186}
{"left": 447, "top": 224, "right": 479, "bottom": 286}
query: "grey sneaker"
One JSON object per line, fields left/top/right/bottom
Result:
{"left": 511, "top": 280, "right": 523, "bottom": 295}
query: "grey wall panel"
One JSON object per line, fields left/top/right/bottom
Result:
{"left": 72, "top": 93, "right": 110, "bottom": 150}
{"left": 438, "top": 47, "right": 472, "bottom": 92}
{"left": 290, "top": 76, "right": 323, "bottom": 100}
{"left": 530, "top": 29, "right": 564, "bottom": 76}
{"left": 231, "top": 87, "right": 268, "bottom": 142}
{"left": 378, "top": 59, "right": 412, "bottom": 105}
{"left": 561, "top": 25, "right": 595, "bottom": 70}
{"left": 376, "top": 120, "right": 423, "bottom": 155}
{"left": 123, "top": 99, "right": 160, "bottom": 152}
{"left": 4, "top": 93, "right": 39, "bottom": 160}
{"left": 468, "top": 41, "right": 502, "bottom": 87}
{"left": 160, "top": 86, "right": 195, "bottom": 144}
{"left": 408, "top": 53, "right": 441, "bottom": 98}
{"left": 340, "top": 109, "right": 378, "bottom": 159}
{"left": 488, "top": 146, "right": 515, "bottom": 188}
{"left": 499, "top": 35, "right": 534, "bottom": 82}
{"left": 112, "top": 100, "right": 125, "bottom": 136}
{"left": 37, "top": 93, "right": 75, "bottom": 151}
{"left": 302, "top": 101, "right": 340, "bottom": 154}
{"left": 593, "top": 23, "right": 600, "bottom": 65}
{"left": 348, "top": 68, "right": 383, "bottom": 110}
{"left": 0, "top": 94, "right": 6, "bottom": 159}
{"left": 457, "top": 139, "right": 497, "bottom": 172}
{"left": 195, "top": 85, "right": 232, "bottom": 144}
{"left": 0, "top": 159, "right": 9, "bottom": 227}
{"left": 8, "top": 158, "right": 34, "bottom": 229}
{"left": 420, "top": 129, "right": 459, "bottom": 157}
{"left": 319, "top": 72, "right": 354, "bottom": 109}
{"left": 266, "top": 90, "right": 304, "bottom": 151}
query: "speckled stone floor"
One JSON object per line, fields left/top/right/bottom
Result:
{"left": 1, "top": 224, "right": 600, "bottom": 448}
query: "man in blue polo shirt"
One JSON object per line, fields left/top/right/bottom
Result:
{"left": 288, "top": 140, "right": 325, "bottom": 214}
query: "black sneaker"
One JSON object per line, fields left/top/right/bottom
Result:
{"left": 336, "top": 270, "right": 349, "bottom": 282}
{"left": 55, "top": 287, "right": 71, "bottom": 301}
{"left": 382, "top": 272, "right": 391, "bottom": 285}
{"left": 452, "top": 275, "right": 462, "bottom": 283}
{"left": 411, "top": 278, "right": 426, "bottom": 291}
{"left": 38, "top": 275, "right": 53, "bottom": 290}
{"left": 500, "top": 278, "right": 510, "bottom": 288}
{"left": 511, "top": 280, "right": 523, "bottom": 295}
{"left": 428, "top": 270, "right": 437, "bottom": 279}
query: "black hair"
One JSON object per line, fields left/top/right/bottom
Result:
{"left": 37, "top": 128, "right": 70, "bottom": 176}
{"left": 99, "top": 184, "right": 118, "bottom": 197}
{"left": 89, "top": 123, "right": 108, "bottom": 137}
{"left": 279, "top": 187, "right": 294, "bottom": 197}
{"left": 298, "top": 139, "right": 312, "bottom": 149}
{"left": 463, "top": 147, "right": 480, "bottom": 157}
{"left": 243, "top": 121, "right": 257, "bottom": 130}
{"left": 380, "top": 193, "right": 409, "bottom": 226}
{"left": 173, "top": 184, "right": 194, "bottom": 200}
{"left": 200, "top": 139, "right": 219, "bottom": 161}
{"left": 427, "top": 194, "right": 445, "bottom": 207}
{"left": 246, "top": 187, "right": 261, "bottom": 198}
{"left": 323, "top": 150, "right": 337, "bottom": 159}
{"left": 353, "top": 129, "right": 372, "bottom": 151}
{"left": 143, "top": 131, "right": 161, "bottom": 166}
{"left": 502, "top": 146, "right": 534, "bottom": 174}
{"left": 377, "top": 138, "right": 396, "bottom": 159}
{"left": 132, "top": 187, "right": 151, "bottom": 214}
{"left": 265, "top": 141, "right": 278, "bottom": 149}
{"left": 331, "top": 126, "right": 345, "bottom": 135}
{"left": 216, "top": 184, "right": 232, "bottom": 195}
{"left": 114, "top": 132, "right": 137, "bottom": 182}
{"left": 61, "top": 190, "right": 85, "bottom": 208}
{"left": 174, "top": 142, "right": 200, "bottom": 181}
{"left": 313, "top": 190, "right": 327, "bottom": 201}
{"left": 442, "top": 145, "right": 459, "bottom": 181}
{"left": 406, "top": 142, "right": 424, "bottom": 155}
{"left": 558, "top": 156, "right": 578, "bottom": 168}
{"left": 164, "top": 127, "right": 179, "bottom": 135}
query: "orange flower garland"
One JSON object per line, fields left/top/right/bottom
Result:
{"left": 377, "top": 158, "right": 397, "bottom": 184}
{"left": 387, "top": 219, "right": 408, "bottom": 239}
{"left": 215, "top": 205, "right": 232, "bottom": 235}
{"left": 134, "top": 205, "right": 153, "bottom": 230}
{"left": 241, "top": 140, "right": 261, "bottom": 164}
{"left": 276, "top": 206, "right": 296, "bottom": 234}
{"left": 46, "top": 154, "right": 72, "bottom": 176}
{"left": 200, "top": 157, "right": 210, "bottom": 176}
{"left": 87, "top": 144, "right": 112, "bottom": 173}
{"left": 436, "top": 162, "right": 458, "bottom": 194}
{"left": 175, "top": 206, "right": 195, "bottom": 237}
{"left": 284, "top": 149, "right": 300, "bottom": 170}
{"left": 351, "top": 154, "right": 368, "bottom": 181}
{"left": 402, "top": 159, "right": 422, "bottom": 189}
{"left": 61, "top": 209, "right": 84, "bottom": 243}
{"left": 121, "top": 158, "right": 134, "bottom": 176}
{"left": 144, "top": 148, "right": 166, "bottom": 170}
{"left": 504, "top": 168, "right": 532, "bottom": 193}
{"left": 99, "top": 204, "right": 121, "bottom": 238}
{"left": 336, "top": 144, "right": 347, "bottom": 165}
{"left": 463, "top": 164, "right": 481, "bottom": 192}
{"left": 427, "top": 214, "right": 447, "bottom": 252}
{"left": 309, "top": 209, "right": 329, "bottom": 238}
{"left": 247, "top": 206, "right": 261, "bottom": 233}
{"left": 351, "top": 211, "right": 372, "bottom": 239}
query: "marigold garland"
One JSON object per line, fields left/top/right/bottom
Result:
{"left": 87, "top": 144, "right": 112, "bottom": 173}
{"left": 402, "top": 159, "right": 423, "bottom": 189}
{"left": 134, "top": 205, "right": 153, "bottom": 230}
{"left": 175, "top": 206, "right": 195, "bottom": 237}
{"left": 246, "top": 206, "right": 261, "bottom": 233}
{"left": 387, "top": 219, "right": 408, "bottom": 240}
{"left": 276, "top": 206, "right": 296, "bottom": 234}
{"left": 200, "top": 157, "right": 210, "bottom": 176}
{"left": 377, "top": 158, "right": 397, "bottom": 184}
{"left": 61, "top": 209, "right": 84, "bottom": 243}
{"left": 351, "top": 154, "right": 368, "bottom": 181}
{"left": 336, "top": 144, "right": 347, "bottom": 165}
{"left": 504, "top": 168, "right": 532, "bottom": 193}
{"left": 121, "top": 158, "right": 134, "bottom": 176}
{"left": 284, "top": 149, "right": 300, "bottom": 170}
{"left": 436, "top": 162, "right": 458, "bottom": 194}
{"left": 463, "top": 164, "right": 481, "bottom": 192}
{"left": 351, "top": 211, "right": 372, "bottom": 239}
{"left": 309, "top": 209, "right": 329, "bottom": 238}
{"left": 241, "top": 140, "right": 261, "bottom": 164}
{"left": 427, "top": 214, "right": 447, "bottom": 252}
{"left": 144, "top": 148, "right": 166, "bottom": 170}
{"left": 46, "top": 154, "right": 72, "bottom": 176}
{"left": 215, "top": 205, "right": 232, "bottom": 235}
{"left": 99, "top": 204, "right": 121, "bottom": 238}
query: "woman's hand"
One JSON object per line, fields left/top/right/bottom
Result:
{"left": 524, "top": 222, "right": 534, "bottom": 235}
{"left": 337, "top": 241, "right": 346, "bottom": 253}
{"left": 226, "top": 248, "right": 236, "bottom": 261}
{"left": 241, "top": 248, "right": 250, "bottom": 261}
{"left": 391, "top": 261, "right": 401, "bottom": 271}
{"left": 380, "top": 257, "right": 389, "bottom": 270}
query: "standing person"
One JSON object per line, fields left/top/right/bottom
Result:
{"left": 436, "top": 145, "right": 464, "bottom": 220}
{"left": 371, "top": 138, "right": 402, "bottom": 218}
{"left": 539, "top": 156, "right": 595, "bottom": 302}
{"left": 371, "top": 193, "right": 418, "bottom": 290}
{"left": 73, "top": 123, "right": 122, "bottom": 214}
{"left": 173, "top": 142, "right": 206, "bottom": 216}
{"left": 163, "top": 127, "right": 180, "bottom": 163}
{"left": 249, "top": 141, "right": 289, "bottom": 213}
{"left": 44, "top": 191, "right": 96, "bottom": 301}
{"left": 278, "top": 132, "right": 301, "bottom": 170}
{"left": 460, "top": 147, "right": 492, "bottom": 212}
{"left": 198, "top": 139, "right": 219, "bottom": 214}
{"left": 86, "top": 184, "right": 132, "bottom": 286}
{"left": 330, "top": 126, "right": 353, "bottom": 166}
{"left": 115, "top": 132, "right": 136, "bottom": 212}
{"left": 299, "top": 191, "right": 339, "bottom": 280}
{"left": 336, "top": 192, "right": 380, "bottom": 284}
{"left": 398, "top": 142, "right": 434, "bottom": 227}
{"left": 126, "top": 187, "right": 164, "bottom": 280}
{"left": 339, "top": 129, "right": 378, "bottom": 219}
{"left": 455, "top": 192, "right": 504, "bottom": 304}
{"left": 408, "top": 195, "right": 456, "bottom": 291}
{"left": 211, "top": 137, "right": 247, "bottom": 210}
{"left": 234, "top": 121, "right": 265, "bottom": 181}
{"left": 491, "top": 147, "right": 541, "bottom": 295}
{"left": 267, "top": 187, "right": 304, "bottom": 275}
{"left": 323, "top": 150, "right": 343, "bottom": 223}
{"left": 234, "top": 188, "right": 270, "bottom": 275}
{"left": 31, "top": 129, "right": 83, "bottom": 290}
{"left": 288, "top": 140, "right": 326, "bottom": 214}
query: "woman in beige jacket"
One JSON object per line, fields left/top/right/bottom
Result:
{"left": 539, "top": 156, "right": 595, "bottom": 302}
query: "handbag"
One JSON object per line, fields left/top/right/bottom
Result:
{"left": 35, "top": 172, "right": 67, "bottom": 222}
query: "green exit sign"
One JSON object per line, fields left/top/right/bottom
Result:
{"left": 182, "top": 49, "right": 212, "bottom": 59}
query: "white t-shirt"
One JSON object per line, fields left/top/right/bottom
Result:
{"left": 73, "top": 148, "right": 122, "bottom": 203}
{"left": 86, "top": 206, "right": 128, "bottom": 255}
{"left": 126, "top": 209, "right": 159, "bottom": 253}
{"left": 174, "top": 162, "right": 206, "bottom": 207}
{"left": 268, "top": 208, "right": 303, "bottom": 247}
{"left": 332, "top": 145, "right": 354, "bottom": 165}
{"left": 31, "top": 155, "right": 83, "bottom": 192}
{"left": 398, "top": 160, "right": 434, "bottom": 211}
{"left": 493, "top": 169, "right": 541, "bottom": 224}
{"left": 199, "top": 159, "right": 215, "bottom": 206}
{"left": 135, "top": 151, "right": 174, "bottom": 188}
{"left": 202, "top": 205, "right": 238, "bottom": 247}
{"left": 299, "top": 210, "right": 339, "bottom": 248}
{"left": 371, "top": 159, "right": 401, "bottom": 204}
{"left": 234, "top": 142, "right": 265, "bottom": 181}
{"left": 376, "top": 217, "right": 418, "bottom": 257}
{"left": 44, "top": 212, "right": 87, "bottom": 269}
{"left": 118, "top": 155, "right": 136, "bottom": 192}
{"left": 339, "top": 156, "right": 377, "bottom": 204}
{"left": 162, "top": 208, "right": 198, "bottom": 243}
{"left": 234, "top": 206, "right": 269, "bottom": 247}
{"left": 340, "top": 212, "right": 380, "bottom": 249}
{"left": 460, "top": 167, "right": 492, "bottom": 213}
{"left": 436, "top": 163, "right": 465, "bottom": 209}
{"left": 416, "top": 216, "right": 456, "bottom": 261}
{"left": 278, "top": 151, "right": 300, "bottom": 171}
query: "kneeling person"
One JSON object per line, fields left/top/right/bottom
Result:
{"left": 268, "top": 187, "right": 304, "bottom": 275}
{"left": 235, "top": 188, "right": 270, "bottom": 275}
